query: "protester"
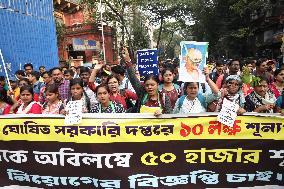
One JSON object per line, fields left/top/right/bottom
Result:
{"left": 42, "top": 84, "right": 63, "bottom": 114}
{"left": 173, "top": 68, "right": 219, "bottom": 114}
{"left": 216, "top": 59, "right": 241, "bottom": 89}
{"left": 244, "top": 76, "right": 276, "bottom": 113}
{"left": 24, "top": 63, "right": 33, "bottom": 76}
{"left": 51, "top": 67, "right": 70, "bottom": 101}
{"left": 275, "top": 93, "right": 284, "bottom": 115}
{"left": 27, "top": 71, "right": 44, "bottom": 95}
{"left": 39, "top": 71, "right": 53, "bottom": 104}
{"left": 60, "top": 78, "right": 92, "bottom": 114}
{"left": 64, "top": 69, "right": 74, "bottom": 81}
{"left": 212, "top": 75, "right": 246, "bottom": 114}
{"left": 39, "top": 66, "right": 46, "bottom": 74}
{"left": 253, "top": 58, "right": 273, "bottom": 84}
{"left": 159, "top": 67, "right": 181, "bottom": 109}
{"left": 79, "top": 67, "right": 97, "bottom": 105}
{"left": 209, "top": 60, "right": 224, "bottom": 83}
{"left": 16, "top": 85, "right": 42, "bottom": 114}
{"left": 16, "top": 78, "right": 39, "bottom": 102}
{"left": 90, "top": 84, "right": 125, "bottom": 113}
{"left": 122, "top": 48, "right": 172, "bottom": 115}
{"left": 9, "top": 77, "right": 20, "bottom": 98}
{"left": 0, "top": 88, "right": 18, "bottom": 114}
{"left": 106, "top": 75, "right": 137, "bottom": 110}
{"left": 111, "top": 65, "right": 135, "bottom": 92}
{"left": 270, "top": 68, "right": 284, "bottom": 98}
{"left": 15, "top": 70, "right": 26, "bottom": 80}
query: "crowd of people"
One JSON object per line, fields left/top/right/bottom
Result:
{"left": 0, "top": 48, "right": 283, "bottom": 117}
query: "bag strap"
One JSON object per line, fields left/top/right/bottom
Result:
{"left": 178, "top": 95, "right": 186, "bottom": 110}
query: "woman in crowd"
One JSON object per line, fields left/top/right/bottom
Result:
{"left": 107, "top": 75, "right": 137, "bottom": 110}
{"left": 17, "top": 78, "right": 39, "bottom": 102}
{"left": 60, "top": 78, "right": 92, "bottom": 114}
{"left": 275, "top": 92, "right": 284, "bottom": 115}
{"left": 123, "top": 48, "right": 172, "bottom": 116}
{"left": 42, "top": 84, "right": 63, "bottom": 114}
{"left": 90, "top": 84, "right": 125, "bottom": 113}
{"left": 16, "top": 85, "right": 42, "bottom": 114}
{"left": 0, "top": 88, "right": 18, "bottom": 114}
{"left": 270, "top": 68, "right": 284, "bottom": 98}
{"left": 173, "top": 69, "right": 219, "bottom": 114}
{"left": 245, "top": 76, "right": 276, "bottom": 113}
{"left": 159, "top": 67, "right": 181, "bottom": 109}
{"left": 212, "top": 75, "right": 246, "bottom": 114}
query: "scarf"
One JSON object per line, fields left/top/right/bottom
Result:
{"left": 17, "top": 101, "right": 39, "bottom": 114}
{"left": 249, "top": 91, "right": 276, "bottom": 113}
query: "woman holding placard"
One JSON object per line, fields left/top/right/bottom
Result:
{"left": 211, "top": 75, "right": 246, "bottom": 115}
{"left": 60, "top": 78, "right": 93, "bottom": 114}
{"left": 122, "top": 48, "right": 172, "bottom": 116}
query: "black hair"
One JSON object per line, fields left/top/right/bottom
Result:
{"left": 228, "top": 59, "right": 240, "bottom": 66}
{"left": 30, "top": 71, "right": 41, "bottom": 80}
{"left": 251, "top": 76, "right": 269, "bottom": 88}
{"left": 274, "top": 68, "right": 284, "bottom": 78}
{"left": 20, "top": 85, "right": 34, "bottom": 104}
{"left": 215, "top": 60, "right": 224, "bottom": 67}
{"left": 70, "top": 78, "right": 84, "bottom": 89}
{"left": 256, "top": 58, "right": 268, "bottom": 67}
{"left": 19, "top": 78, "right": 31, "bottom": 85}
{"left": 258, "top": 76, "right": 269, "bottom": 84}
{"left": 144, "top": 74, "right": 159, "bottom": 84}
{"left": 39, "top": 66, "right": 45, "bottom": 69}
{"left": 15, "top": 70, "right": 26, "bottom": 76}
{"left": 64, "top": 69, "right": 74, "bottom": 76}
{"left": 106, "top": 74, "right": 120, "bottom": 85}
{"left": 95, "top": 84, "right": 110, "bottom": 95}
{"left": 45, "top": 83, "right": 59, "bottom": 94}
{"left": 24, "top": 63, "right": 33, "bottom": 70}
{"left": 80, "top": 67, "right": 90, "bottom": 75}
{"left": 0, "top": 88, "right": 13, "bottom": 105}
{"left": 111, "top": 65, "right": 125, "bottom": 76}
{"left": 69, "top": 78, "right": 91, "bottom": 112}
{"left": 161, "top": 67, "right": 174, "bottom": 77}
{"left": 41, "top": 71, "right": 51, "bottom": 77}
{"left": 50, "top": 67, "right": 62, "bottom": 74}
{"left": 183, "top": 82, "right": 199, "bottom": 94}
{"left": 20, "top": 85, "right": 34, "bottom": 95}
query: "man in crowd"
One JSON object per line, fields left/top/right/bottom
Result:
{"left": 28, "top": 71, "right": 44, "bottom": 95}
{"left": 209, "top": 61, "right": 224, "bottom": 83}
{"left": 216, "top": 59, "right": 240, "bottom": 88}
{"left": 111, "top": 65, "right": 135, "bottom": 92}
{"left": 51, "top": 67, "right": 70, "bottom": 101}
{"left": 24, "top": 63, "right": 33, "bottom": 76}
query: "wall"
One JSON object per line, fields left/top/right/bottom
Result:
{"left": 0, "top": 0, "right": 58, "bottom": 76}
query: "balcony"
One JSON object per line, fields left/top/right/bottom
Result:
{"left": 53, "top": 0, "right": 81, "bottom": 14}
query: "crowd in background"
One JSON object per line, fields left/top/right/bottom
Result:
{"left": 0, "top": 48, "right": 283, "bottom": 117}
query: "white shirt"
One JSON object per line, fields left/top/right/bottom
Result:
{"left": 119, "top": 77, "right": 135, "bottom": 93}
{"left": 173, "top": 97, "right": 205, "bottom": 114}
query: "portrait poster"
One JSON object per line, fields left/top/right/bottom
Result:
{"left": 179, "top": 41, "right": 209, "bottom": 83}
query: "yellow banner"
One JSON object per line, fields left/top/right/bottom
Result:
{"left": 0, "top": 115, "right": 283, "bottom": 143}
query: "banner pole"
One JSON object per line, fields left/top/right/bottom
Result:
{"left": 0, "top": 49, "right": 12, "bottom": 91}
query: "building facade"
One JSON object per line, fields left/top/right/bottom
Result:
{"left": 53, "top": 0, "right": 116, "bottom": 67}
{"left": 250, "top": 0, "right": 284, "bottom": 60}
